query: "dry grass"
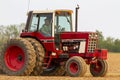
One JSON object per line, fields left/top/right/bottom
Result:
{"left": 0, "top": 53, "right": 120, "bottom": 80}
{"left": 107, "top": 53, "right": 120, "bottom": 74}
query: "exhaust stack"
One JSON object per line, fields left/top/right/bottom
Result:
{"left": 75, "top": 5, "right": 79, "bottom": 32}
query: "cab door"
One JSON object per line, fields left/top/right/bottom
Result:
{"left": 54, "top": 11, "right": 72, "bottom": 50}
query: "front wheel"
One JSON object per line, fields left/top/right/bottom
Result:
{"left": 90, "top": 59, "right": 108, "bottom": 77}
{"left": 65, "top": 56, "right": 87, "bottom": 77}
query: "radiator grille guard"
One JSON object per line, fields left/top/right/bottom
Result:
{"left": 88, "top": 33, "right": 98, "bottom": 53}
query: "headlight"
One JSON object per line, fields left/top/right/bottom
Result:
{"left": 52, "top": 52, "right": 56, "bottom": 56}
{"left": 89, "top": 33, "right": 98, "bottom": 39}
{"left": 89, "top": 34, "right": 92, "bottom": 38}
{"left": 63, "top": 46, "right": 68, "bottom": 51}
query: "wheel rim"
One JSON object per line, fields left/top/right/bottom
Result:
{"left": 69, "top": 62, "right": 78, "bottom": 74}
{"left": 4, "top": 46, "right": 25, "bottom": 71}
{"left": 93, "top": 61, "right": 102, "bottom": 73}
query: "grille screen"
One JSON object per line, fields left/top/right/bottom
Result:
{"left": 88, "top": 33, "right": 98, "bottom": 53}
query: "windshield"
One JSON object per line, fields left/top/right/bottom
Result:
{"left": 28, "top": 13, "right": 53, "bottom": 37}
{"left": 55, "top": 12, "right": 72, "bottom": 33}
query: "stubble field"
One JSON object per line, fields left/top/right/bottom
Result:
{"left": 0, "top": 53, "right": 120, "bottom": 80}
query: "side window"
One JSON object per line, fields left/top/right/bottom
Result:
{"left": 29, "top": 15, "right": 38, "bottom": 32}
{"left": 59, "top": 16, "right": 71, "bottom": 31}
{"left": 38, "top": 17, "right": 47, "bottom": 30}
{"left": 38, "top": 14, "right": 52, "bottom": 37}
{"left": 55, "top": 15, "right": 71, "bottom": 33}
{"left": 28, "top": 13, "right": 53, "bottom": 37}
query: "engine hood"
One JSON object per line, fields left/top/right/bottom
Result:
{"left": 60, "top": 32, "right": 93, "bottom": 39}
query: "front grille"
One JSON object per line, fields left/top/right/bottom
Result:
{"left": 88, "top": 33, "right": 98, "bottom": 53}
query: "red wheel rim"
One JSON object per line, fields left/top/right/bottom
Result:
{"left": 69, "top": 62, "right": 78, "bottom": 74}
{"left": 4, "top": 46, "right": 25, "bottom": 71}
{"left": 93, "top": 61, "right": 102, "bottom": 73}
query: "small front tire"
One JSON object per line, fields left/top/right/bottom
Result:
{"left": 65, "top": 56, "right": 87, "bottom": 77}
{"left": 90, "top": 59, "right": 108, "bottom": 77}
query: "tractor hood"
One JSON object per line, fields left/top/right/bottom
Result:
{"left": 60, "top": 32, "right": 97, "bottom": 39}
{"left": 60, "top": 32, "right": 98, "bottom": 53}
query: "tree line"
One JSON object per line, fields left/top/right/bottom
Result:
{"left": 97, "top": 30, "right": 120, "bottom": 52}
{"left": 0, "top": 23, "right": 25, "bottom": 47}
{"left": 0, "top": 24, "right": 120, "bottom": 52}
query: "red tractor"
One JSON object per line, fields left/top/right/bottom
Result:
{"left": 0, "top": 7, "right": 108, "bottom": 77}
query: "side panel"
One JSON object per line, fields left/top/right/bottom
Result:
{"left": 79, "top": 41, "right": 86, "bottom": 53}
{"left": 60, "top": 32, "right": 89, "bottom": 54}
{"left": 60, "top": 32, "right": 100, "bottom": 59}
{"left": 20, "top": 32, "right": 56, "bottom": 52}
{"left": 35, "top": 32, "right": 55, "bottom": 51}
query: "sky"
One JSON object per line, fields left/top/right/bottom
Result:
{"left": 0, "top": 0, "right": 120, "bottom": 39}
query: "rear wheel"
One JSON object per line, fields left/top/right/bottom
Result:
{"left": 65, "top": 56, "right": 87, "bottom": 77}
{"left": 90, "top": 59, "right": 108, "bottom": 77}
{"left": 26, "top": 38, "right": 45, "bottom": 75}
{"left": 0, "top": 38, "right": 36, "bottom": 76}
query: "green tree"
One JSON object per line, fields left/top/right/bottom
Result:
{"left": 113, "top": 39, "right": 120, "bottom": 52}
{"left": 0, "top": 25, "right": 20, "bottom": 50}
{"left": 4, "top": 25, "right": 19, "bottom": 39}
{"left": 96, "top": 30, "right": 105, "bottom": 49}
{"left": 96, "top": 30, "right": 104, "bottom": 41}
{"left": 104, "top": 37, "right": 114, "bottom": 52}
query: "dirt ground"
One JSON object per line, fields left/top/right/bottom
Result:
{"left": 0, "top": 53, "right": 120, "bottom": 80}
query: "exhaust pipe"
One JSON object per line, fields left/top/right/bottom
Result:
{"left": 75, "top": 5, "right": 79, "bottom": 32}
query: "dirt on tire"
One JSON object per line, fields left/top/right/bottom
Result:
{"left": 26, "top": 38, "right": 45, "bottom": 76}
{"left": 0, "top": 38, "right": 36, "bottom": 76}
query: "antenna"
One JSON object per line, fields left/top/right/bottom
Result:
{"left": 27, "top": 0, "right": 30, "bottom": 12}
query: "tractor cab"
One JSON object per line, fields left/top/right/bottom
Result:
{"left": 21, "top": 10, "right": 73, "bottom": 51}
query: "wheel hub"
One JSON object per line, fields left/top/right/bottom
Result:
{"left": 69, "top": 62, "right": 78, "bottom": 74}
{"left": 93, "top": 62, "right": 102, "bottom": 73}
{"left": 4, "top": 46, "right": 25, "bottom": 71}
{"left": 17, "top": 55, "right": 23, "bottom": 62}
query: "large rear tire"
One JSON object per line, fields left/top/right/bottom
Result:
{"left": 90, "top": 59, "right": 108, "bottom": 77}
{"left": 0, "top": 38, "right": 36, "bottom": 76}
{"left": 26, "top": 38, "right": 45, "bottom": 76}
{"left": 65, "top": 56, "right": 87, "bottom": 77}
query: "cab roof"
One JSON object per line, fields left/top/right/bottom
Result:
{"left": 32, "top": 9, "right": 73, "bottom": 14}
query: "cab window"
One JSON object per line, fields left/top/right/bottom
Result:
{"left": 28, "top": 13, "right": 53, "bottom": 37}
